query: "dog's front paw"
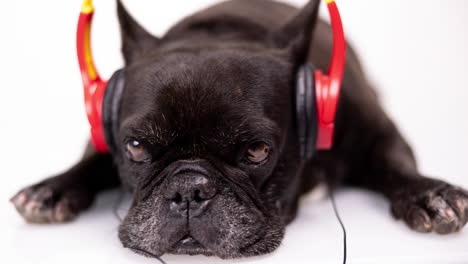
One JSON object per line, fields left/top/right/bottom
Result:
{"left": 10, "top": 180, "right": 93, "bottom": 224}
{"left": 391, "top": 182, "right": 468, "bottom": 234}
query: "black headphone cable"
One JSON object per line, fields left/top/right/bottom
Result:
{"left": 329, "top": 186, "right": 348, "bottom": 264}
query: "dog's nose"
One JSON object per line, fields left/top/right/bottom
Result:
{"left": 164, "top": 174, "right": 217, "bottom": 218}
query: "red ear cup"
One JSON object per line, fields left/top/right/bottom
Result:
{"left": 83, "top": 70, "right": 125, "bottom": 155}
{"left": 85, "top": 80, "right": 109, "bottom": 153}
{"left": 295, "top": 66, "right": 340, "bottom": 160}
{"left": 314, "top": 70, "right": 335, "bottom": 150}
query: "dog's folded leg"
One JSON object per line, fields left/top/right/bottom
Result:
{"left": 349, "top": 125, "right": 468, "bottom": 234}
{"left": 10, "top": 142, "right": 119, "bottom": 224}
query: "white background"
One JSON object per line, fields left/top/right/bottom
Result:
{"left": 1, "top": 0, "right": 468, "bottom": 263}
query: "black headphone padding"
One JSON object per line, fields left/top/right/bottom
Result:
{"left": 102, "top": 69, "right": 125, "bottom": 154}
{"left": 295, "top": 64, "right": 318, "bottom": 161}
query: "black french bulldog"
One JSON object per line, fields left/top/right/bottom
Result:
{"left": 11, "top": 0, "right": 468, "bottom": 259}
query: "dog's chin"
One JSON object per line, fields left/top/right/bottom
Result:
{"left": 126, "top": 237, "right": 214, "bottom": 259}
{"left": 123, "top": 228, "right": 282, "bottom": 259}
{"left": 167, "top": 234, "right": 280, "bottom": 259}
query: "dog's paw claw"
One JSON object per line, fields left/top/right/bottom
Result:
{"left": 392, "top": 184, "right": 468, "bottom": 234}
{"left": 11, "top": 184, "right": 80, "bottom": 224}
{"left": 408, "top": 207, "right": 432, "bottom": 233}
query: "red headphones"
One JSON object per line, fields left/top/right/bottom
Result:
{"left": 77, "top": 0, "right": 346, "bottom": 158}
{"left": 77, "top": 0, "right": 108, "bottom": 152}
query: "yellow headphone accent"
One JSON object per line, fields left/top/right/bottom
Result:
{"left": 81, "top": 0, "right": 94, "bottom": 14}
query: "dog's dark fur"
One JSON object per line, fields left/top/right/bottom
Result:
{"left": 11, "top": 0, "right": 468, "bottom": 259}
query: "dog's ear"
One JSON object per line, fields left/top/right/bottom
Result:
{"left": 270, "top": 0, "right": 320, "bottom": 66}
{"left": 117, "top": 0, "right": 160, "bottom": 65}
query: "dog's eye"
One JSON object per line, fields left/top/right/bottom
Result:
{"left": 246, "top": 142, "right": 270, "bottom": 164}
{"left": 126, "top": 140, "right": 149, "bottom": 162}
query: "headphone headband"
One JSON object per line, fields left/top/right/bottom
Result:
{"left": 316, "top": 0, "right": 346, "bottom": 150}
{"left": 77, "top": 0, "right": 109, "bottom": 152}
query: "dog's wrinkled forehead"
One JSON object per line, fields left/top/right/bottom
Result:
{"left": 118, "top": 50, "right": 288, "bottom": 152}
{"left": 124, "top": 49, "right": 291, "bottom": 103}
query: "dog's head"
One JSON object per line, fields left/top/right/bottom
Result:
{"left": 113, "top": 0, "right": 321, "bottom": 258}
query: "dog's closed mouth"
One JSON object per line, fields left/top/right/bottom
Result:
{"left": 170, "top": 235, "right": 212, "bottom": 256}
{"left": 177, "top": 235, "right": 204, "bottom": 247}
